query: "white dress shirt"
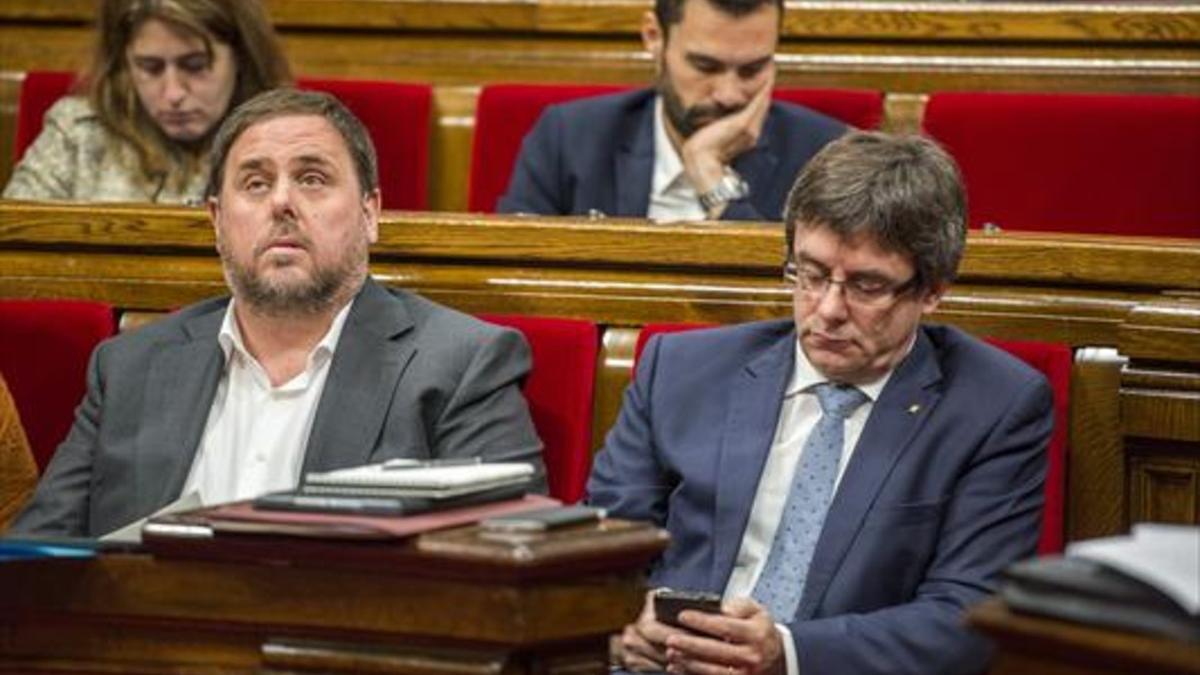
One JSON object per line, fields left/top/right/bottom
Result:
{"left": 647, "top": 97, "right": 709, "bottom": 223}
{"left": 181, "top": 298, "right": 354, "bottom": 506}
{"left": 723, "top": 338, "right": 898, "bottom": 675}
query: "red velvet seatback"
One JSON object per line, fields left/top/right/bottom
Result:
{"left": 13, "top": 71, "right": 76, "bottom": 162}
{"left": 0, "top": 299, "right": 116, "bottom": 472}
{"left": 297, "top": 78, "right": 432, "bottom": 211}
{"left": 468, "top": 84, "right": 629, "bottom": 213}
{"left": 923, "top": 91, "right": 1200, "bottom": 238}
{"left": 479, "top": 314, "right": 599, "bottom": 503}
{"left": 13, "top": 71, "right": 432, "bottom": 211}
{"left": 634, "top": 322, "right": 1071, "bottom": 554}
{"left": 468, "top": 84, "right": 885, "bottom": 213}
{"left": 984, "top": 338, "right": 1071, "bottom": 554}
{"left": 772, "top": 87, "right": 884, "bottom": 131}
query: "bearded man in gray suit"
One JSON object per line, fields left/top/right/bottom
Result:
{"left": 12, "top": 89, "right": 544, "bottom": 538}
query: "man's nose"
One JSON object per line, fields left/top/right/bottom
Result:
{"left": 712, "top": 71, "right": 751, "bottom": 109}
{"left": 812, "top": 281, "right": 850, "bottom": 321}
{"left": 269, "top": 181, "right": 298, "bottom": 219}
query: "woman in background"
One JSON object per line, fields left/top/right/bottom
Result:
{"left": 0, "top": 374, "right": 36, "bottom": 532}
{"left": 3, "top": 0, "right": 291, "bottom": 203}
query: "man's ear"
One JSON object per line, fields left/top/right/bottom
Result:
{"left": 920, "top": 282, "right": 947, "bottom": 316}
{"left": 207, "top": 195, "right": 222, "bottom": 240}
{"left": 641, "top": 10, "right": 664, "bottom": 63}
{"left": 362, "top": 189, "right": 381, "bottom": 244}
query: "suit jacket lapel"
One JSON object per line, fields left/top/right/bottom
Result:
{"left": 614, "top": 98, "right": 655, "bottom": 217}
{"left": 301, "top": 279, "right": 416, "bottom": 474}
{"left": 796, "top": 329, "right": 944, "bottom": 619}
{"left": 710, "top": 326, "right": 795, "bottom": 590}
{"left": 139, "top": 307, "right": 226, "bottom": 515}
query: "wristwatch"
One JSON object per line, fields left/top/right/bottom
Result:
{"left": 698, "top": 167, "right": 750, "bottom": 213}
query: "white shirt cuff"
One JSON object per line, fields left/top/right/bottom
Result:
{"left": 775, "top": 623, "right": 798, "bottom": 675}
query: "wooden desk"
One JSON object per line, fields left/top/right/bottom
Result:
{"left": 0, "top": 519, "right": 668, "bottom": 673}
{"left": 969, "top": 597, "right": 1200, "bottom": 675}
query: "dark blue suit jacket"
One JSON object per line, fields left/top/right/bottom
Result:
{"left": 588, "top": 320, "right": 1052, "bottom": 675}
{"left": 497, "top": 88, "right": 846, "bottom": 220}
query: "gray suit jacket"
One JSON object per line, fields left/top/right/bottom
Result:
{"left": 12, "top": 279, "right": 544, "bottom": 537}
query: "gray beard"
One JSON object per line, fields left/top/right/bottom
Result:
{"left": 220, "top": 246, "right": 366, "bottom": 319}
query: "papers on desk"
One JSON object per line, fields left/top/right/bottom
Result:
{"left": 1003, "top": 524, "right": 1200, "bottom": 643}
{"left": 303, "top": 460, "right": 535, "bottom": 499}
{"left": 145, "top": 494, "right": 560, "bottom": 542}
{"left": 1067, "top": 524, "right": 1199, "bottom": 615}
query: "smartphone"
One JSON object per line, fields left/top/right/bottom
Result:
{"left": 653, "top": 588, "right": 722, "bottom": 628}
{"left": 479, "top": 505, "right": 605, "bottom": 533}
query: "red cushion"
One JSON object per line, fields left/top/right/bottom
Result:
{"left": 773, "top": 87, "right": 884, "bottom": 130}
{"left": 14, "top": 70, "right": 76, "bottom": 162}
{"left": 298, "top": 78, "right": 432, "bottom": 211}
{"left": 468, "top": 84, "right": 885, "bottom": 213}
{"left": 468, "top": 84, "right": 629, "bottom": 213}
{"left": 634, "top": 322, "right": 713, "bottom": 367}
{"left": 0, "top": 299, "right": 115, "bottom": 472}
{"left": 635, "top": 324, "right": 1070, "bottom": 554}
{"left": 479, "top": 314, "right": 599, "bottom": 503}
{"left": 985, "top": 338, "right": 1072, "bottom": 555}
{"left": 923, "top": 92, "right": 1200, "bottom": 238}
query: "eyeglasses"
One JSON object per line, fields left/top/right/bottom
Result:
{"left": 783, "top": 260, "right": 918, "bottom": 307}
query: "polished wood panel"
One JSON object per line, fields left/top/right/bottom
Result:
{"left": 1, "top": 203, "right": 1198, "bottom": 541}
{"left": 0, "top": 518, "right": 668, "bottom": 673}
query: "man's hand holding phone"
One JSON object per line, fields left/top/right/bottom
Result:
{"left": 620, "top": 589, "right": 723, "bottom": 671}
{"left": 618, "top": 589, "right": 785, "bottom": 675}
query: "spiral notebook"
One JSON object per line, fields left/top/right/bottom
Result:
{"left": 302, "top": 459, "right": 536, "bottom": 499}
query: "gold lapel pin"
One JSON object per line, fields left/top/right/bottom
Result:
{"left": 907, "top": 404, "right": 921, "bottom": 415}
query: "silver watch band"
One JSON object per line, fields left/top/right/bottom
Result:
{"left": 698, "top": 168, "right": 750, "bottom": 212}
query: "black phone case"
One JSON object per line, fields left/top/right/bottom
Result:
{"left": 654, "top": 590, "right": 722, "bottom": 628}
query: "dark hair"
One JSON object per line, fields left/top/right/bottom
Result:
{"left": 88, "top": 0, "right": 292, "bottom": 182}
{"left": 784, "top": 131, "right": 967, "bottom": 291}
{"left": 205, "top": 88, "right": 379, "bottom": 199}
{"left": 655, "top": 0, "right": 783, "bottom": 33}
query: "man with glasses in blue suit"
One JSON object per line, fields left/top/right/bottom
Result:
{"left": 589, "top": 131, "right": 1053, "bottom": 674}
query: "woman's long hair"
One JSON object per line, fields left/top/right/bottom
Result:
{"left": 84, "top": 0, "right": 292, "bottom": 189}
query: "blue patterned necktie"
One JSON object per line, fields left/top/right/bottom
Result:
{"left": 752, "top": 382, "right": 869, "bottom": 620}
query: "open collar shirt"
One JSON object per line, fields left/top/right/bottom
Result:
{"left": 647, "top": 97, "right": 708, "bottom": 223}
{"left": 181, "top": 297, "right": 354, "bottom": 506}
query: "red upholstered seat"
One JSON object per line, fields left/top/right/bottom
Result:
{"left": 12, "top": 71, "right": 432, "bottom": 211}
{"left": 984, "top": 337, "right": 1071, "bottom": 554}
{"left": 479, "top": 314, "right": 599, "bottom": 503}
{"left": 468, "top": 84, "right": 884, "bottom": 213}
{"left": 923, "top": 92, "right": 1200, "bottom": 238}
{"left": 468, "top": 84, "right": 629, "bottom": 213}
{"left": 0, "top": 299, "right": 115, "bottom": 473}
{"left": 634, "top": 322, "right": 1071, "bottom": 554}
{"left": 297, "top": 78, "right": 432, "bottom": 211}
{"left": 13, "top": 70, "right": 76, "bottom": 162}
{"left": 772, "top": 88, "right": 884, "bottom": 130}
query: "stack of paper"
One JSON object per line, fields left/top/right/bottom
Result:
{"left": 303, "top": 459, "right": 535, "bottom": 499}
{"left": 1003, "top": 523, "right": 1200, "bottom": 642}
